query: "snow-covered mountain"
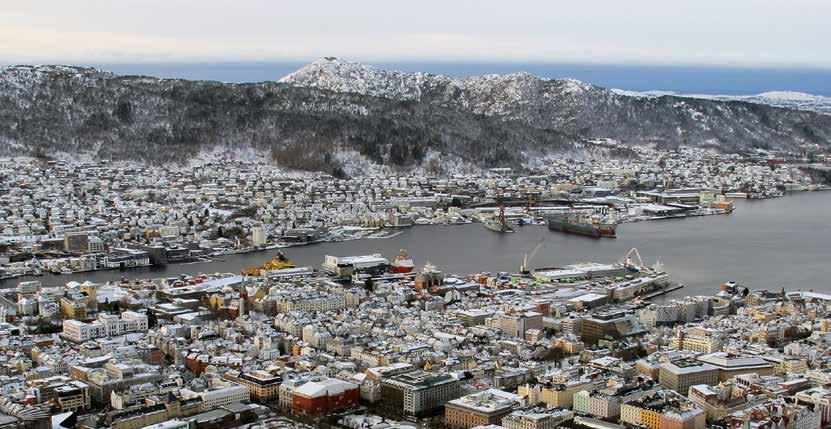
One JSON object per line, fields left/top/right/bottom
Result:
{"left": 612, "top": 89, "right": 831, "bottom": 115}
{"left": 280, "top": 58, "right": 596, "bottom": 119}
{"left": 285, "top": 58, "right": 831, "bottom": 115}
{"left": 1, "top": 59, "right": 830, "bottom": 173}
{"left": 279, "top": 58, "right": 831, "bottom": 151}
{"left": 0, "top": 63, "right": 574, "bottom": 172}
{"left": 279, "top": 57, "right": 454, "bottom": 101}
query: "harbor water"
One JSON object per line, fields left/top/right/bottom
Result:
{"left": 4, "top": 192, "right": 831, "bottom": 298}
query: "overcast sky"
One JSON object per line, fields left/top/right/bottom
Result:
{"left": 2, "top": 0, "right": 830, "bottom": 68}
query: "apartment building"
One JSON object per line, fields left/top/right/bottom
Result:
{"left": 185, "top": 384, "right": 249, "bottom": 412}
{"left": 671, "top": 326, "right": 722, "bottom": 353}
{"left": 658, "top": 360, "right": 719, "bottom": 396}
{"left": 55, "top": 381, "right": 91, "bottom": 412}
{"left": 445, "top": 391, "right": 516, "bottom": 429}
{"left": 518, "top": 379, "right": 601, "bottom": 409}
{"left": 621, "top": 391, "right": 706, "bottom": 429}
{"left": 381, "top": 370, "right": 461, "bottom": 417}
{"left": 62, "top": 311, "right": 148, "bottom": 342}
{"left": 223, "top": 370, "right": 282, "bottom": 402}
{"left": 501, "top": 409, "right": 574, "bottom": 429}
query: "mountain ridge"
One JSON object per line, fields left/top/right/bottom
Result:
{"left": 281, "top": 58, "right": 831, "bottom": 114}
{"left": 280, "top": 58, "right": 831, "bottom": 150}
{"left": 1, "top": 60, "right": 830, "bottom": 174}
{"left": 610, "top": 88, "right": 831, "bottom": 115}
{"left": 0, "top": 63, "right": 575, "bottom": 174}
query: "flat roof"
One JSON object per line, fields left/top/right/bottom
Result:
{"left": 660, "top": 360, "right": 718, "bottom": 375}
{"left": 697, "top": 352, "right": 772, "bottom": 369}
{"left": 568, "top": 293, "right": 607, "bottom": 302}
{"left": 447, "top": 392, "right": 515, "bottom": 413}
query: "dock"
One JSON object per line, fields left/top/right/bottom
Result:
{"left": 642, "top": 282, "right": 685, "bottom": 300}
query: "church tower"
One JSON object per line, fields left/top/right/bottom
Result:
{"left": 238, "top": 276, "right": 248, "bottom": 317}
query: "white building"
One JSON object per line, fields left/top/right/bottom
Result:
{"left": 142, "top": 420, "right": 189, "bottom": 429}
{"left": 88, "top": 236, "right": 105, "bottom": 253}
{"left": 502, "top": 409, "right": 574, "bottom": 429}
{"left": 62, "top": 319, "right": 105, "bottom": 343}
{"left": 572, "top": 390, "right": 620, "bottom": 419}
{"left": 795, "top": 387, "right": 831, "bottom": 427}
{"left": 187, "top": 384, "right": 250, "bottom": 411}
{"left": 62, "top": 311, "right": 148, "bottom": 342}
{"left": 251, "top": 226, "right": 266, "bottom": 247}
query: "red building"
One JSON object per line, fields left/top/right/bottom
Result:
{"left": 185, "top": 353, "right": 210, "bottom": 375}
{"left": 291, "top": 378, "right": 360, "bottom": 415}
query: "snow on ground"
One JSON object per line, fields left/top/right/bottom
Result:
{"left": 613, "top": 88, "right": 831, "bottom": 114}
{"left": 756, "top": 91, "right": 821, "bottom": 101}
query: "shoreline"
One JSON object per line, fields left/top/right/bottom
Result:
{"left": 2, "top": 191, "right": 828, "bottom": 288}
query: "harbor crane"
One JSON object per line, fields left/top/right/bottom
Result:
{"left": 622, "top": 247, "right": 644, "bottom": 272}
{"left": 484, "top": 190, "right": 514, "bottom": 233}
{"left": 520, "top": 238, "right": 546, "bottom": 274}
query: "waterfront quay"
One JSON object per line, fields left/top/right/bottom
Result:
{"left": 1, "top": 245, "right": 830, "bottom": 429}
{"left": 2, "top": 145, "right": 828, "bottom": 281}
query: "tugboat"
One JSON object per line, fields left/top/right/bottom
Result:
{"left": 484, "top": 205, "right": 514, "bottom": 233}
{"left": 391, "top": 249, "right": 415, "bottom": 273}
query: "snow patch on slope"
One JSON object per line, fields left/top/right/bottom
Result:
{"left": 279, "top": 57, "right": 451, "bottom": 101}
{"left": 279, "top": 57, "right": 603, "bottom": 122}
{"left": 279, "top": 57, "right": 596, "bottom": 104}
{"left": 613, "top": 88, "right": 831, "bottom": 114}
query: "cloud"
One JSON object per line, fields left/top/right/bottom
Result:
{"left": 2, "top": 0, "right": 830, "bottom": 67}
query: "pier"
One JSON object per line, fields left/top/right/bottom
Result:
{"left": 642, "top": 282, "right": 685, "bottom": 300}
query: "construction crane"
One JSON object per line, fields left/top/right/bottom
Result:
{"left": 484, "top": 191, "right": 514, "bottom": 233}
{"left": 622, "top": 248, "right": 644, "bottom": 272}
{"left": 520, "top": 238, "right": 545, "bottom": 274}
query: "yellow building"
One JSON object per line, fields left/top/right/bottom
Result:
{"left": 519, "top": 380, "right": 596, "bottom": 409}
{"left": 78, "top": 283, "right": 99, "bottom": 311}
{"left": 60, "top": 297, "right": 87, "bottom": 320}
{"left": 224, "top": 370, "right": 281, "bottom": 402}
{"left": 640, "top": 408, "right": 662, "bottom": 429}
{"left": 209, "top": 294, "right": 227, "bottom": 309}
{"left": 250, "top": 285, "right": 267, "bottom": 301}
{"left": 555, "top": 338, "right": 584, "bottom": 354}
{"left": 776, "top": 358, "right": 809, "bottom": 375}
{"left": 672, "top": 327, "right": 722, "bottom": 353}
{"left": 111, "top": 406, "right": 170, "bottom": 429}
{"left": 752, "top": 311, "right": 774, "bottom": 323}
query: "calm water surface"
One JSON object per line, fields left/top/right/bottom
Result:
{"left": 78, "top": 62, "right": 831, "bottom": 96}
{"left": 5, "top": 192, "right": 831, "bottom": 299}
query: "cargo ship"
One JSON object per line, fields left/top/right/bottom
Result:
{"left": 391, "top": 249, "right": 415, "bottom": 273}
{"left": 547, "top": 214, "right": 616, "bottom": 238}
